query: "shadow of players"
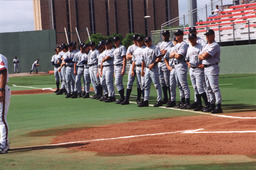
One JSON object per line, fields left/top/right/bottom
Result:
{"left": 8, "top": 143, "right": 89, "bottom": 154}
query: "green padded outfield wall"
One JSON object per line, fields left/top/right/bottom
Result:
{"left": 220, "top": 44, "right": 256, "bottom": 74}
{"left": 0, "top": 30, "right": 56, "bottom": 73}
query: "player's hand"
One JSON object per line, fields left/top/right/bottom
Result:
{"left": 131, "top": 71, "right": 134, "bottom": 77}
{"left": 148, "top": 63, "right": 154, "bottom": 70}
{"left": 97, "top": 72, "right": 99, "bottom": 77}
{"left": 187, "top": 63, "right": 191, "bottom": 68}
{"left": 0, "top": 91, "right": 4, "bottom": 103}
{"left": 74, "top": 70, "right": 77, "bottom": 75}
{"left": 161, "top": 50, "right": 167, "bottom": 55}
{"left": 58, "top": 68, "right": 61, "bottom": 72}
{"left": 141, "top": 71, "right": 145, "bottom": 77}
{"left": 167, "top": 65, "right": 172, "bottom": 71}
{"left": 170, "top": 53, "right": 175, "bottom": 58}
{"left": 199, "top": 54, "right": 204, "bottom": 60}
{"left": 198, "top": 64, "right": 204, "bottom": 68}
{"left": 100, "top": 71, "right": 103, "bottom": 77}
{"left": 121, "top": 69, "right": 125, "bottom": 76}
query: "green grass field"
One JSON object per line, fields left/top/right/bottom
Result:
{"left": 0, "top": 73, "right": 255, "bottom": 169}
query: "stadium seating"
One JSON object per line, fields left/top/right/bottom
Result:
{"left": 186, "top": 2, "right": 256, "bottom": 43}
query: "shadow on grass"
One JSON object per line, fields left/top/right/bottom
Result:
{"left": 223, "top": 104, "right": 256, "bottom": 113}
{"left": 9, "top": 143, "right": 89, "bottom": 154}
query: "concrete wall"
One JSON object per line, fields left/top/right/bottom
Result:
{"left": 220, "top": 45, "right": 256, "bottom": 74}
{"left": 0, "top": 30, "right": 56, "bottom": 73}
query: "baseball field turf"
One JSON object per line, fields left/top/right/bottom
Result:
{"left": 0, "top": 73, "right": 255, "bottom": 169}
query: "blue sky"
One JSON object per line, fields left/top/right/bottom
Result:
{"left": 0, "top": 0, "right": 233, "bottom": 33}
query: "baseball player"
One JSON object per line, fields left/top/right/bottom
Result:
{"left": 170, "top": 29, "right": 190, "bottom": 109}
{"left": 121, "top": 34, "right": 140, "bottom": 105}
{"left": 97, "top": 41, "right": 108, "bottom": 101}
{"left": 139, "top": 37, "right": 162, "bottom": 107}
{"left": 131, "top": 36, "right": 146, "bottom": 104}
{"left": 189, "top": 26, "right": 209, "bottom": 108}
{"left": 81, "top": 44, "right": 91, "bottom": 98}
{"left": 199, "top": 29, "right": 223, "bottom": 113}
{"left": 88, "top": 42, "right": 101, "bottom": 99}
{"left": 113, "top": 36, "right": 126, "bottom": 104}
{"left": 188, "top": 27, "right": 206, "bottom": 47}
{"left": 12, "top": 56, "right": 19, "bottom": 73}
{"left": 51, "top": 48, "right": 61, "bottom": 93}
{"left": 100, "top": 39, "right": 116, "bottom": 102}
{"left": 186, "top": 33, "right": 209, "bottom": 111}
{"left": 59, "top": 42, "right": 76, "bottom": 98}
{"left": 72, "top": 43, "right": 85, "bottom": 98}
{"left": 157, "top": 30, "right": 173, "bottom": 104}
{"left": 0, "top": 54, "right": 11, "bottom": 154}
{"left": 164, "top": 38, "right": 178, "bottom": 107}
{"left": 56, "top": 44, "right": 67, "bottom": 95}
{"left": 30, "top": 59, "right": 39, "bottom": 74}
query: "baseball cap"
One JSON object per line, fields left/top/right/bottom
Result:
{"left": 174, "top": 29, "right": 184, "bottom": 36}
{"left": 82, "top": 44, "right": 89, "bottom": 49}
{"left": 89, "top": 42, "right": 96, "bottom": 46}
{"left": 113, "top": 36, "right": 120, "bottom": 42}
{"left": 132, "top": 34, "right": 139, "bottom": 40}
{"left": 189, "top": 27, "right": 197, "bottom": 33}
{"left": 68, "top": 42, "right": 73, "bottom": 47}
{"left": 144, "top": 37, "right": 152, "bottom": 42}
{"left": 79, "top": 43, "right": 85, "bottom": 47}
{"left": 188, "top": 33, "right": 197, "bottom": 39}
{"left": 137, "top": 36, "right": 144, "bottom": 42}
{"left": 105, "top": 39, "right": 112, "bottom": 44}
{"left": 98, "top": 40, "right": 105, "bottom": 47}
{"left": 204, "top": 29, "right": 215, "bottom": 35}
{"left": 162, "top": 30, "right": 170, "bottom": 36}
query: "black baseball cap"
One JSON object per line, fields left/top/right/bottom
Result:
{"left": 98, "top": 40, "right": 105, "bottom": 46}
{"left": 89, "top": 42, "right": 96, "bottom": 46}
{"left": 68, "top": 42, "right": 73, "bottom": 47}
{"left": 113, "top": 36, "right": 120, "bottom": 42}
{"left": 174, "top": 29, "right": 184, "bottom": 36}
{"left": 204, "top": 29, "right": 215, "bottom": 35}
{"left": 105, "top": 39, "right": 112, "bottom": 44}
{"left": 79, "top": 43, "right": 85, "bottom": 47}
{"left": 188, "top": 33, "right": 197, "bottom": 39}
{"left": 132, "top": 34, "right": 139, "bottom": 40}
{"left": 61, "top": 43, "right": 68, "bottom": 49}
{"left": 144, "top": 37, "right": 152, "bottom": 42}
{"left": 162, "top": 30, "right": 170, "bottom": 36}
{"left": 137, "top": 36, "right": 144, "bottom": 42}
{"left": 82, "top": 44, "right": 89, "bottom": 49}
{"left": 189, "top": 27, "right": 197, "bottom": 33}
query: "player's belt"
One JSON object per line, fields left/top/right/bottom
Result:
{"left": 204, "top": 63, "right": 218, "bottom": 67}
{"left": 103, "top": 65, "right": 113, "bottom": 67}
{"left": 88, "top": 63, "right": 98, "bottom": 67}
{"left": 77, "top": 66, "right": 84, "bottom": 68}
{"left": 136, "top": 64, "right": 141, "bottom": 67}
{"left": 191, "top": 66, "right": 198, "bottom": 69}
{"left": 114, "top": 64, "right": 123, "bottom": 66}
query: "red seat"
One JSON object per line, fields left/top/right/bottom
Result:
{"left": 196, "top": 14, "right": 256, "bottom": 25}
{"left": 185, "top": 21, "right": 247, "bottom": 30}
{"left": 207, "top": 11, "right": 256, "bottom": 20}
{"left": 245, "top": 24, "right": 256, "bottom": 27}
{"left": 229, "top": 2, "right": 256, "bottom": 9}
{"left": 222, "top": 6, "right": 256, "bottom": 14}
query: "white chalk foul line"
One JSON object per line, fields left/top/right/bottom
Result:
{"left": 12, "top": 84, "right": 55, "bottom": 91}
{"left": 129, "top": 101, "right": 256, "bottom": 120}
{"left": 11, "top": 128, "right": 256, "bottom": 150}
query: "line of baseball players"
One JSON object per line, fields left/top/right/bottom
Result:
{"left": 51, "top": 27, "right": 223, "bottom": 114}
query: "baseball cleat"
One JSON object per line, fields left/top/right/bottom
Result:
{"left": 0, "top": 144, "right": 9, "bottom": 154}
{"left": 121, "top": 100, "right": 129, "bottom": 105}
{"left": 138, "top": 100, "right": 149, "bottom": 107}
{"left": 166, "top": 101, "right": 176, "bottom": 107}
{"left": 116, "top": 98, "right": 124, "bottom": 104}
{"left": 154, "top": 101, "right": 163, "bottom": 107}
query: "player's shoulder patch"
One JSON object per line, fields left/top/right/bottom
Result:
{"left": 0, "top": 61, "right": 5, "bottom": 66}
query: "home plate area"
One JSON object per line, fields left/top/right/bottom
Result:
{"left": 53, "top": 113, "right": 256, "bottom": 155}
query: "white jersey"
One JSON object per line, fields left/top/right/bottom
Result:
{"left": 13, "top": 58, "right": 19, "bottom": 64}
{"left": 200, "top": 41, "right": 220, "bottom": 65}
{"left": 73, "top": 51, "right": 84, "bottom": 67}
{"left": 32, "top": 60, "right": 39, "bottom": 67}
{"left": 132, "top": 46, "right": 146, "bottom": 66}
{"left": 51, "top": 54, "right": 61, "bottom": 65}
{"left": 0, "top": 54, "right": 9, "bottom": 82}
{"left": 113, "top": 45, "right": 126, "bottom": 65}
{"left": 186, "top": 43, "right": 204, "bottom": 67}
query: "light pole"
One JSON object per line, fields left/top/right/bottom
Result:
{"left": 144, "top": 16, "right": 151, "bottom": 36}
